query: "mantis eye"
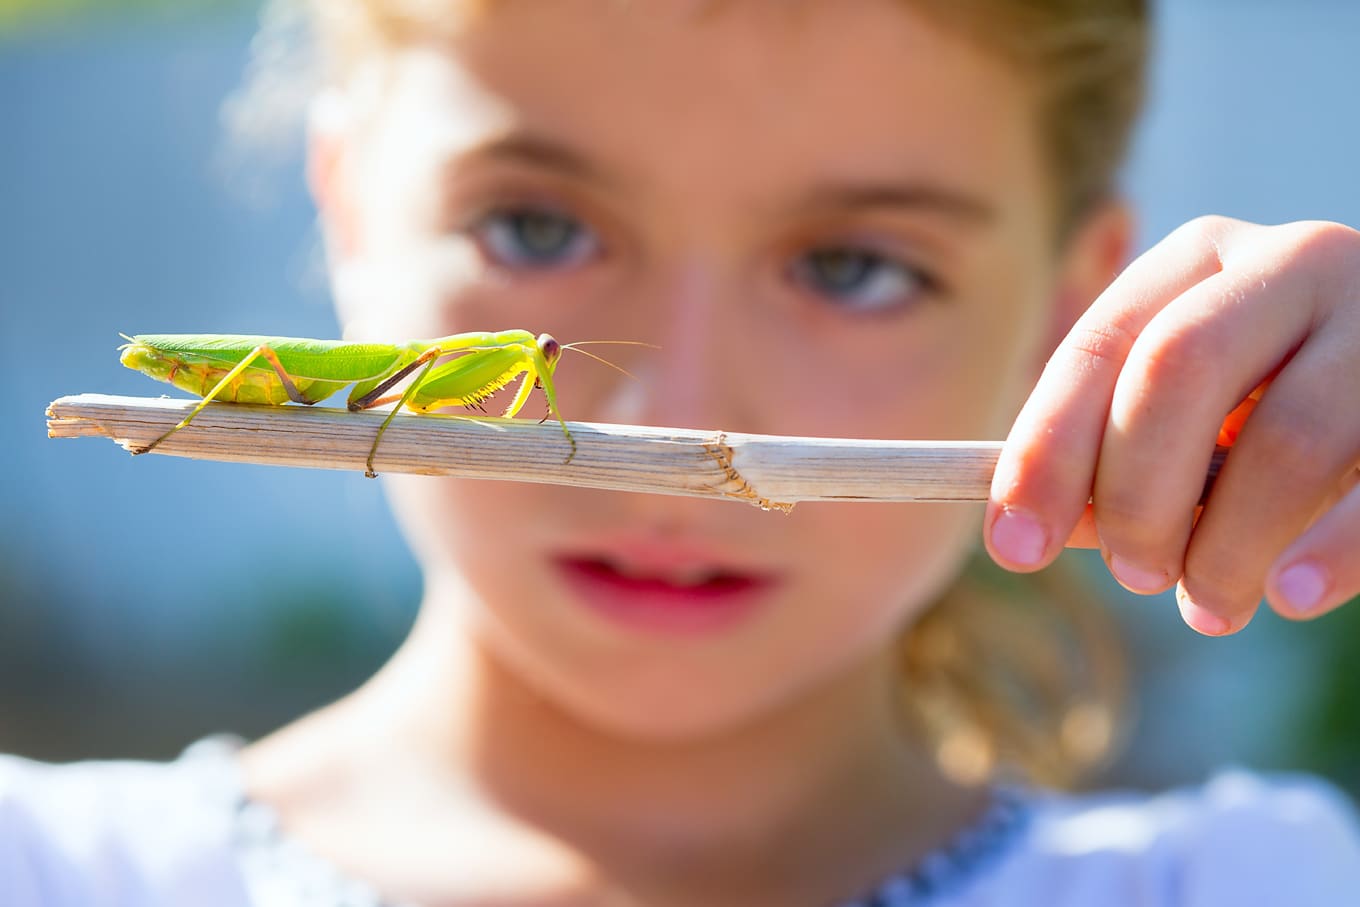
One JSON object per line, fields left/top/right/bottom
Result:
{"left": 538, "top": 334, "right": 561, "bottom": 365}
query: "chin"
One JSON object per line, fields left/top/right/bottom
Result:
{"left": 555, "top": 683, "right": 799, "bottom": 744}
{"left": 503, "top": 633, "right": 867, "bottom": 746}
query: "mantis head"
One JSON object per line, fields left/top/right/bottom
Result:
{"left": 537, "top": 333, "right": 562, "bottom": 374}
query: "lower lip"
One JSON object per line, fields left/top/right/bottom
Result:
{"left": 552, "top": 558, "right": 774, "bottom": 635}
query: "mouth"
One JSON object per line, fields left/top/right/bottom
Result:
{"left": 551, "top": 549, "right": 780, "bottom": 635}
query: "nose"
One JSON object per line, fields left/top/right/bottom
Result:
{"left": 608, "top": 259, "right": 756, "bottom": 432}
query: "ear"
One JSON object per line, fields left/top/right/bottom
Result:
{"left": 307, "top": 88, "right": 360, "bottom": 262}
{"left": 1041, "top": 199, "right": 1134, "bottom": 367}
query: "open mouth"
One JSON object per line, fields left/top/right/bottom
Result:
{"left": 551, "top": 555, "right": 778, "bottom": 634}
{"left": 565, "top": 557, "right": 763, "bottom": 594}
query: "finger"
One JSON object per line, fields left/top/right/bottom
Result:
{"left": 1179, "top": 326, "right": 1360, "bottom": 633}
{"left": 987, "top": 216, "right": 1240, "bottom": 572}
{"left": 1091, "top": 263, "right": 1314, "bottom": 596}
{"left": 1064, "top": 504, "right": 1100, "bottom": 549}
{"left": 1066, "top": 453, "right": 1230, "bottom": 550}
{"left": 1267, "top": 468, "right": 1360, "bottom": 619}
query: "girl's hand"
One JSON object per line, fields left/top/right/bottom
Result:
{"left": 985, "top": 216, "right": 1360, "bottom": 635}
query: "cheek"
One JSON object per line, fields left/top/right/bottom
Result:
{"left": 790, "top": 501, "right": 983, "bottom": 633}
{"left": 751, "top": 317, "right": 1036, "bottom": 443}
{"left": 381, "top": 473, "right": 552, "bottom": 598}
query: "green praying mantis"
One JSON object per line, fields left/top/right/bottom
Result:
{"left": 119, "top": 330, "right": 640, "bottom": 476}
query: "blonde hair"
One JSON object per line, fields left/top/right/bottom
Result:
{"left": 912, "top": 0, "right": 1149, "bottom": 237}
{"left": 272, "top": 0, "right": 1149, "bottom": 787}
{"left": 903, "top": 553, "right": 1129, "bottom": 788}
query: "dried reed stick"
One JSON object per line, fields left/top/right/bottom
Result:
{"left": 46, "top": 394, "right": 1227, "bottom": 511}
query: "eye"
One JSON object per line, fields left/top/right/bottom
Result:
{"left": 473, "top": 206, "right": 600, "bottom": 271}
{"left": 790, "top": 247, "right": 935, "bottom": 313}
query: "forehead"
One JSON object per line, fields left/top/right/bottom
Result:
{"left": 362, "top": 0, "right": 1043, "bottom": 217}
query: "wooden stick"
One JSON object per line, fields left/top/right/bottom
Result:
{"left": 46, "top": 394, "right": 1228, "bottom": 510}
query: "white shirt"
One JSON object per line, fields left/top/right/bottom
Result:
{"left": 2, "top": 738, "right": 1358, "bottom": 906}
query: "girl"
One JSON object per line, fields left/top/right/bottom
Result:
{"left": 5, "top": 1, "right": 1360, "bottom": 904}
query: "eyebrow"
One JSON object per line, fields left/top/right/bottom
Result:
{"left": 795, "top": 183, "right": 997, "bottom": 225}
{"left": 455, "top": 132, "right": 995, "bottom": 225}
{"left": 458, "top": 132, "right": 616, "bottom": 188}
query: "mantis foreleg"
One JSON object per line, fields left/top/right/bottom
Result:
{"left": 361, "top": 350, "right": 443, "bottom": 478}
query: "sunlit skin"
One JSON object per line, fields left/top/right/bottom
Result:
{"left": 239, "top": 1, "right": 1360, "bottom": 905}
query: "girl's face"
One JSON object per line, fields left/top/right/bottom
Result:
{"left": 323, "top": 0, "right": 1095, "bottom": 740}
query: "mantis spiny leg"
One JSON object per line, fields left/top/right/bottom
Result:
{"left": 361, "top": 349, "right": 444, "bottom": 478}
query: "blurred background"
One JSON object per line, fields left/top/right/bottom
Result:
{"left": 1, "top": 0, "right": 1357, "bottom": 796}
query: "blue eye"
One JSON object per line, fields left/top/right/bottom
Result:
{"left": 792, "top": 247, "right": 932, "bottom": 313}
{"left": 475, "top": 207, "right": 599, "bottom": 271}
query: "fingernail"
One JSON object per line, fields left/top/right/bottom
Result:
{"left": 1176, "top": 587, "right": 1232, "bottom": 636}
{"left": 1275, "top": 561, "right": 1330, "bottom": 616}
{"left": 1109, "top": 556, "right": 1168, "bottom": 594}
{"left": 991, "top": 507, "right": 1048, "bottom": 567}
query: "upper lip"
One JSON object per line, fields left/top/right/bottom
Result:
{"left": 552, "top": 534, "right": 781, "bottom": 585}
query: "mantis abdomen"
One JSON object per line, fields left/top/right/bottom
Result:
{"left": 119, "top": 343, "right": 346, "bottom": 405}
{"left": 119, "top": 334, "right": 404, "bottom": 407}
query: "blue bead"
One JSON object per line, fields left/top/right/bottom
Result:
{"left": 852, "top": 785, "right": 1033, "bottom": 906}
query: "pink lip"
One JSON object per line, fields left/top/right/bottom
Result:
{"left": 550, "top": 541, "right": 780, "bottom": 636}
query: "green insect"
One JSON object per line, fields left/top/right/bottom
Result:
{"left": 118, "top": 330, "right": 634, "bottom": 476}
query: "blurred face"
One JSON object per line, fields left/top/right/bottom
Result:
{"left": 324, "top": 0, "right": 1065, "bottom": 740}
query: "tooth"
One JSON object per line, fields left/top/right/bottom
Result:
{"left": 610, "top": 560, "right": 649, "bottom": 580}
{"left": 669, "top": 567, "right": 717, "bottom": 587}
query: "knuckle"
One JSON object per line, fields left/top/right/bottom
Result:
{"left": 1055, "top": 321, "right": 1139, "bottom": 375}
{"left": 1276, "top": 219, "right": 1360, "bottom": 260}
{"left": 1171, "top": 214, "right": 1240, "bottom": 252}
{"left": 1259, "top": 221, "right": 1360, "bottom": 294}
{"left": 1247, "top": 407, "right": 1341, "bottom": 480}
{"left": 1130, "top": 319, "right": 1222, "bottom": 391}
